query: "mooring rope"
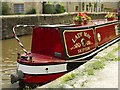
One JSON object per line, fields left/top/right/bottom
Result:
{"left": 12, "top": 25, "right": 35, "bottom": 54}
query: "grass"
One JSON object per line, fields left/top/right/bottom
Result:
{"left": 61, "top": 72, "right": 76, "bottom": 83}
{"left": 84, "top": 60, "right": 105, "bottom": 75}
{"left": 104, "top": 46, "right": 120, "bottom": 61}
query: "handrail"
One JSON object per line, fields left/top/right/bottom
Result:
{"left": 12, "top": 25, "right": 35, "bottom": 55}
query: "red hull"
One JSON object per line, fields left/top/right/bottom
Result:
{"left": 23, "top": 72, "right": 66, "bottom": 84}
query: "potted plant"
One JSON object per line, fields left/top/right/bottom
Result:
{"left": 73, "top": 13, "right": 83, "bottom": 25}
{"left": 73, "top": 12, "right": 91, "bottom": 25}
{"left": 105, "top": 12, "right": 116, "bottom": 21}
{"left": 82, "top": 12, "right": 91, "bottom": 25}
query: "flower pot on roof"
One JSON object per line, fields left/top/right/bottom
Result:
{"left": 73, "top": 14, "right": 83, "bottom": 25}
{"left": 105, "top": 12, "right": 116, "bottom": 21}
{"left": 83, "top": 12, "right": 91, "bottom": 25}
{"left": 74, "top": 20, "right": 82, "bottom": 25}
{"left": 73, "top": 12, "right": 91, "bottom": 25}
{"left": 107, "top": 18, "right": 114, "bottom": 21}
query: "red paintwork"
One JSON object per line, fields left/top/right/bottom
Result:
{"left": 23, "top": 72, "right": 66, "bottom": 83}
{"left": 18, "top": 53, "right": 65, "bottom": 65}
{"left": 63, "top": 28, "right": 96, "bottom": 57}
{"left": 96, "top": 23, "right": 117, "bottom": 46}
{"left": 31, "top": 27, "right": 65, "bottom": 59}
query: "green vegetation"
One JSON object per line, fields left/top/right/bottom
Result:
{"left": 89, "top": 61, "right": 105, "bottom": 70}
{"left": 44, "top": 3, "right": 56, "bottom": 14}
{"left": 44, "top": 2, "right": 66, "bottom": 14}
{"left": 74, "top": 15, "right": 83, "bottom": 22}
{"left": 26, "top": 8, "right": 36, "bottom": 14}
{"left": 85, "top": 60, "right": 105, "bottom": 75}
{"left": 104, "top": 46, "right": 120, "bottom": 61}
{"left": 2, "top": 2, "right": 9, "bottom": 15}
{"left": 61, "top": 72, "right": 76, "bottom": 83}
{"left": 55, "top": 3, "right": 65, "bottom": 13}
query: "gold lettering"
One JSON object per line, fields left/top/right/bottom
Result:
{"left": 70, "top": 43, "right": 81, "bottom": 50}
{"left": 78, "top": 47, "right": 90, "bottom": 53}
{"left": 74, "top": 43, "right": 81, "bottom": 49}
{"left": 84, "top": 32, "right": 91, "bottom": 39}
{"left": 72, "top": 39, "right": 75, "bottom": 43}
{"left": 86, "top": 41, "right": 93, "bottom": 45}
{"left": 72, "top": 32, "right": 82, "bottom": 43}
{"left": 72, "top": 32, "right": 91, "bottom": 43}
{"left": 75, "top": 35, "right": 78, "bottom": 41}
{"left": 77, "top": 32, "right": 82, "bottom": 38}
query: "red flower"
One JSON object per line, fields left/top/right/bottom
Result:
{"left": 83, "top": 12, "right": 88, "bottom": 15}
{"left": 78, "top": 13, "right": 84, "bottom": 17}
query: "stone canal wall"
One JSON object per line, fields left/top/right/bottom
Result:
{"left": 1, "top": 12, "right": 107, "bottom": 39}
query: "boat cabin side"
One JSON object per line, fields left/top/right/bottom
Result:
{"left": 31, "top": 20, "right": 119, "bottom": 60}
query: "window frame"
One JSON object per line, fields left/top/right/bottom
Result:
{"left": 14, "top": 3, "right": 24, "bottom": 14}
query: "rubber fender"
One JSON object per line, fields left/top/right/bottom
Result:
{"left": 10, "top": 70, "right": 24, "bottom": 84}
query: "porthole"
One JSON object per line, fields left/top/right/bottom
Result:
{"left": 97, "top": 33, "right": 101, "bottom": 42}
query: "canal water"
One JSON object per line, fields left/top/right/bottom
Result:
{"left": 1, "top": 35, "right": 32, "bottom": 89}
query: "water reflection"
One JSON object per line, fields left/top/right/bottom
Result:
{"left": 2, "top": 35, "right": 32, "bottom": 89}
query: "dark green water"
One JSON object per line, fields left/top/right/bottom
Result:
{"left": 1, "top": 35, "right": 32, "bottom": 89}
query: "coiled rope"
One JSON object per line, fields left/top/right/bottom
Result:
{"left": 12, "top": 25, "right": 35, "bottom": 54}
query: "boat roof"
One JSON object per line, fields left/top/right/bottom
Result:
{"left": 39, "top": 24, "right": 76, "bottom": 28}
{"left": 38, "top": 20, "right": 118, "bottom": 29}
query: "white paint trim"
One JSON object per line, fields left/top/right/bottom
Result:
{"left": 17, "top": 63, "right": 67, "bottom": 75}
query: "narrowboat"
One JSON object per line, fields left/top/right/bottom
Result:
{"left": 10, "top": 19, "right": 120, "bottom": 88}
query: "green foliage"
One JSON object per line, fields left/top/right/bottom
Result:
{"left": 84, "top": 60, "right": 105, "bottom": 76}
{"left": 2, "top": 2, "right": 9, "bottom": 15}
{"left": 55, "top": 3, "right": 65, "bottom": 13}
{"left": 74, "top": 16, "right": 82, "bottom": 22}
{"left": 117, "top": 57, "right": 120, "bottom": 61}
{"left": 61, "top": 73, "right": 76, "bottom": 83}
{"left": 89, "top": 3, "right": 92, "bottom": 7}
{"left": 26, "top": 8, "right": 36, "bottom": 14}
{"left": 44, "top": 3, "right": 56, "bottom": 14}
{"left": 105, "top": 12, "right": 116, "bottom": 18}
{"left": 44, "top": 3, "right": 66, "bottom": 14}
{"left": 104, "top": 46, "right": 120, "bottom": 61}
{"left": 92, "top": 61, "right": 105, "bottom": 70}
{"left": 85, "top": 15, "right": 91, "bottom": 20}
{"left": 87, "top": 68, "right": 94, "bottom": 75}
